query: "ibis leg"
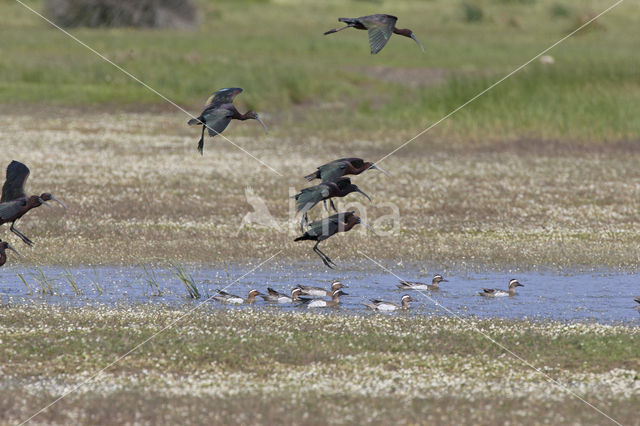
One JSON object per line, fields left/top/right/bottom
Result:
{"left": 313, "top": 242, "right": 336, "bottom": 268}
{"left": 329, "top": 199, "right": 337, "bottom": 212}
{"left": 324, "top": 25, "right": 352, "bottom": 35}
{"left": 197, "top": 125, "right": 206, "bottom": 155}
{"left": 323, "top": 199, "right": 328, "bottom": 212}
{"left": 10, "top": 222, "right": 33, "bottom": 247}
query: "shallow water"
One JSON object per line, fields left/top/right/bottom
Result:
{"left": 1, "top": 264, "right": 639, "bottom": 324}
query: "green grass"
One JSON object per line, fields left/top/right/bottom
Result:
{"left": 0, "top": 0, "right": 638, "bottom": 142}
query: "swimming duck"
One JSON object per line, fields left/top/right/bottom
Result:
{"left": 479, "top": 279, "right": 523, "bottom": 297}
{"left": 261, "top": 287, "right": 304, "bottom": 303}
{"left": 212, "top": 289, "right": 260, "bottom": 304}
{"left": 363, "top": 295, "right": 413, "bottom": 311}
{"left": 397, "top": 274, "right": 448, "bottom": 291}
{"left": 298, "top": 281, "right": 347, "bottom": 297}
{"left": 304, "top": 289, "right": 348, "bottom": 308}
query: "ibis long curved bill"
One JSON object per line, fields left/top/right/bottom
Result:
{"left": 50, "top": 196, "right": 67, "bottom": 210}
{"left": 411, "top": 33, "right": 425, "bottom": 53}
{"left": 359, "top": 220, "right": 378, "bottom": 236}
{"left": 6, "top": 243, "right": 21, "bottom": 259}
{"left": 355, "top": 187, "right": 372, "bottom": 202}
{"left": 369, "top": 163, "right": 390, "bottom": 177}
{"left": 38, "top": 198, "right": 53, "bottom": 209}
{"left": 254, "top": 115, "right": 268, "bottom": 134}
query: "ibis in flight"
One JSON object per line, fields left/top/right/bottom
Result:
{"left": 188, "top": 87, "right": 268, "bottom": 154}
{"left": 324, "top": 14, "right": 424, "bottom": 55}
{"left": 304, "top": 157, "right": 388, "bottom": 182}
{"left": 0, "top": 161, "right": 66, "bottom": 246}
{"left": 294, "top": 177, "right": 371, "bottom": 230}
{"left": 294, "top": 211, "right": 371, "bottom": 268}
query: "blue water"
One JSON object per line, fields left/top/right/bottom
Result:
{"left": 1, "top": 264, "right": 639, "bottom": 324}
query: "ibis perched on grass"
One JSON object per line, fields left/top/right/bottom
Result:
{"left": 294, "top": 211, "right": 372, "bottom": 268}
{"left": 324, "top": 14, "right": 424, "bottom": 55}
{"left": 0, "top": 161, "right": 66, "bottom": 246}
{"left": 294, "top": 177, "right": 371, "bottom": 231}
{"left": 188, "top": 87, "right": 268, "bottom": 154}
{"left": 304, "top": 157, "right": 388, "bottom": 182}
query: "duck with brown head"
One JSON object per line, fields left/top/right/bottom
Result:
{"left": 298, "top": 280, "right": 347, "bottom": 297}
{"left": 0, "top": 161, "right": 66, "bottom": 246}
{"left": 397, "top": 274, "right": 448, "bottom": 291}
{"left": 304, "top": 289, "right": 349, "bottom": 308}
{"left": 213, "top": 289, "right": 261, "bottom": 305}
{"left": 479, "top": 279, "right": 524, "bottom": 297}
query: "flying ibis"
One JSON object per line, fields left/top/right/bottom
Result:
{"left": 188, "top": 87, "right": 268, "bottom": 155}
{"left": 294, "top": 177, "right": 371, "bottom": 231}
{"left": 304, "top": 157, "right": 388, "bottom": 183}
{"left": 294, "top": 211, "right": 372, "bottom": 268}
{"left": 0, "top": 161, "right": 66, "bottom": 246}
{"left": 324, "top": 14, "right": 424, "bottom": 55}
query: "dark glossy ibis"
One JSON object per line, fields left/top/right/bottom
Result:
{"left": 294, "top": 177, "right": 371, "bottom": 231}
{"left": 0, "top": 161, "right": 66, "bottom": 246}
{"left": 304, "top": 157, "right": 389, "bottom": 182}
{"left": 324, "top": 14, "right": 424, "bottom": 54}
{"left": 294, "top": 211, "right": 372, "bottom": 268}
{"left": 188, "top": 87, "right": 268, "bottom": 155}
{"left": 0, "top": 240, "right": 20, "bottom": 267}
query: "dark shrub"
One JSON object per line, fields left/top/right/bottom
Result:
{"left": 44, "top": 0, "right": 198, "bottom": 29}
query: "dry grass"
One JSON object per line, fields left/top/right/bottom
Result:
{"left": 0, "top": 108, "right": 638, "bottom": 270}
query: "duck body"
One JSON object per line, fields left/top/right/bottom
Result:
{"left": 364, "top": 295, "right": 412, "bottom": 312}
{"left": 298, "top": 281, "right": 347, "bottom": 297}
{"left": 213, "top": 289, "right": 260, "bottom": 304}
{"left": 397, "top": 274, "right": 448, "bottom": 291}
{"left": 304, "top": 289, "right": 348, "bottom": 308}
{"left": 479, "top": 279, "right": 523, "bottom": 298}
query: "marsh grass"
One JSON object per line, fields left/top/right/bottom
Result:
{"left": 172, "top": 263, "right": 200, "bottom": 299}
{"left": 31, "top": 267, "right": 54, "bottom": 295}
{"left": 16, "top": 273, "right": 32, "bottom": 295}
{"left": 142, "top": 265, "right": 163, "bottom": 297}
{"left": 90, "top": 267, "right": 103, "bottom": 296}
{"left": 62, "top": 267, "right": 81, "bottom": 295}
{"left": 0, "top": 305, "right": 638, "bottom": 424}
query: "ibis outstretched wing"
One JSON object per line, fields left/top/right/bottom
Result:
{"left": 204, "top": 87, "right": 243, "bottom": 108}
{"left": 1, "top": 161, "right": 29, "bottom": 202}
{"left": 360, "top": 14, "right": 397, "bottom": 54}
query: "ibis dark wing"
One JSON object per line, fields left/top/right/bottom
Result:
{"left": 1, "top": 161, "right": 29, "bottom": 202}
{"left": 204, "top": 87, "right": 243, "bottom": 108}
{"left": 295, "top": 183, "right": 331, "bottom": 212}
{"left": 359, "top": 14, "right": 397, "bottom": 54}
{"left": 318, "top": 162, "right": 348, "bottom": 182}
{"left": 334, "top": 177, "right": 352, "bottom": 191}
{"left": 306, "top": 214, "right": 344, "bottom": 237}
{"left": 0, "top": 200, "right": 26, "bottom": 220}
{"left": 305, "top": 212, "right": 345, "bottom": 238}
{"left": 201, "top": 107, "right": 235, "bottom": 137}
